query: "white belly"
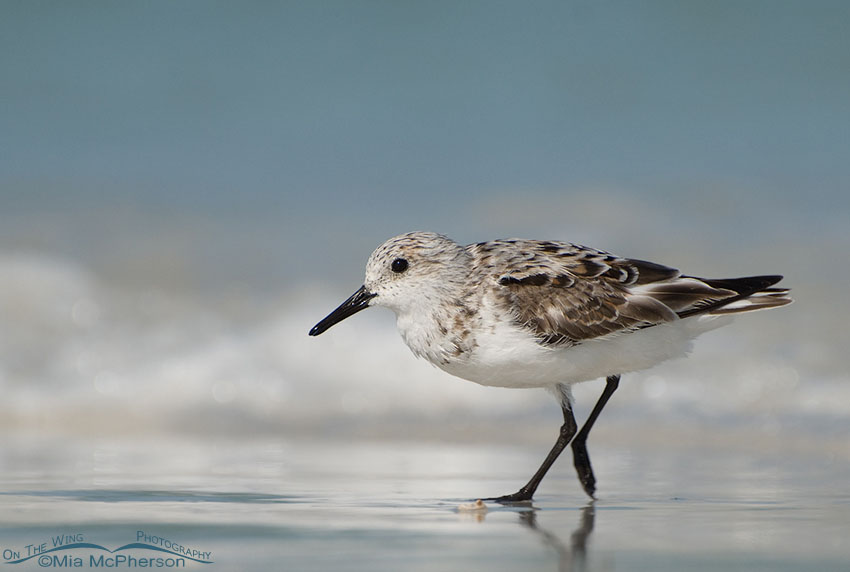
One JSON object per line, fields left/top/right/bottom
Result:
{"left": 438, "top": 314, "right": 731, "bottom": 389}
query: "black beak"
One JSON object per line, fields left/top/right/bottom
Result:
{"left": 309, "top": 285, "right": 376, "bottom": 336}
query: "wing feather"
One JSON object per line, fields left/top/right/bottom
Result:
{"left": 471, "top": 239, "right": 787, "bottom": 347}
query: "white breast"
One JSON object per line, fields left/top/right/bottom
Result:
{"left": 438, "top": 309, "right": 732, "bottom": 390}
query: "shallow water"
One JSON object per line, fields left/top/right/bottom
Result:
{"left": 2, "top": 435, "right": 848, "bottom": 571}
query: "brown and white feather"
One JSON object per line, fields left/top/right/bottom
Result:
{"left": 468, "top": 239, "right": 791, "bottom": 348}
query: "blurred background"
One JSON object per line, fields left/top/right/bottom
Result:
{"left": 2, "top": 1, "right": 848, "bottom": 458}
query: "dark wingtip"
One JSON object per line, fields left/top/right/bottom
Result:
{"left": 753, "top": 274, "right": 784, "bottom": 288}
{"left": 698, "top": 274, "right": 784, "bottom": 295}
{"left": 675, "top": 274, "right": 790, "bottom": 319}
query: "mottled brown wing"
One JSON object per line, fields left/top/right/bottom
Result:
{"left": 498, "top": 272, "right": 684, "bottom": 346}
{"left": 482, "top": 240, "right": 685, "bottom": 346}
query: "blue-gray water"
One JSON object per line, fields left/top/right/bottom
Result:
{"left": 2, "top": 1, "right": 849, "bottom": 570}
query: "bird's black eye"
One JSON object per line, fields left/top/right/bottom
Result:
{"left": 391, "top": 258, "right": 408, "bottom": 273}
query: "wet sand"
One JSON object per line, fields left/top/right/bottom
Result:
{"left": 2, "top": 434, "right": 848, "bottom": 571}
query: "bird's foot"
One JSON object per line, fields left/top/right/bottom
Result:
{"left": 483, "top": 488, "right": 534, "bottom": 504}
{"left": 572, "top": 442, "right": 597, "bottom": 499}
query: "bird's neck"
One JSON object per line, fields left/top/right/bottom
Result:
{"left": 394, "top": 285, "right": 477, "bottom": 366}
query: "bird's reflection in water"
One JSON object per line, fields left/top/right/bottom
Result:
{"left": 518, "top": 502, "right": 595, "bottom": 572}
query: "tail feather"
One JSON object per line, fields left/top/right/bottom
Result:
{"left": 699, "top": 275, "right": 784, "bottom": 295}
{"left": 676, "top": 275, "right": 791, "bottom": 318}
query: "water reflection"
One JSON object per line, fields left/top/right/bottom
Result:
{"left": 517, "top": 502, "right": 595, "bottom": 572}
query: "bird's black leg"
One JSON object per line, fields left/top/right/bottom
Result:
{"left": 571, "top": 374, "right": 620, "bottom": 498}
{"left": 486, "top": 391, "right": 578, "bottom": 503}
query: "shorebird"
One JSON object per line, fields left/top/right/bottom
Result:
{"left": 309, "top": 232, "right": 791, "bottom": 502}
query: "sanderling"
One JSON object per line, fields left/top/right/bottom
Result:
{"left": 309, "top": 232, "right": 791, "bottom": 502}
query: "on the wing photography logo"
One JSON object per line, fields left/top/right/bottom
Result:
{"left": 3, "top": 530, "right": 212, "bottom": 568}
